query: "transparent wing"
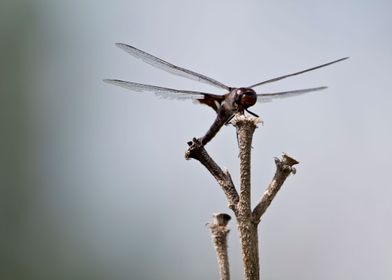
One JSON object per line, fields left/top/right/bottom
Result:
{"left": 103, "top": 79, "right": 216, "bottom": 100}
{"left": 256, "top": 86, "right": 327, "bottom": 103}
{"left": 249, "top": 57, "right": 348, "bottom": 89}
{"left": 115, "top": 43, "right": 230, "bottom": 91}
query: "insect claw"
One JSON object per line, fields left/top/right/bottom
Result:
{"left": 245, "top": 109, "right": 259, "bottom": 117}
{"left": 225, "top": 114, "right": 235, "bottom": 125}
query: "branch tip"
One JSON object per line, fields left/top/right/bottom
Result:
{"left": 282, "top": 153, "right": 299, "bottom": 165}
{"left": 209, "top": 212, "right": 231, "bottom": 280}
{"left": 230, "top": 114, "right": 261, "bottom": 128}
{"left": 275, "top": 154, "right": 299, "bottom": 172}
{"left": 213, "top": 212, "right": 232, "bottom": 227}
{"left": 185, "top": 137, "right": 203, "bottom": 160}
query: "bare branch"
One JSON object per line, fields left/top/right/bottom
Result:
{"left": 252, "top": 154, "right": 298, "bottom": 222}
{"left": 231, "top": 114, "right": 261, "bottom": 280}
{"left": 185, "top": 138, "right": 239, "bottom": 211}
{"left": 186, "top": 116, "right": 298, "bottom": 280}
{"left": 209, "top": 213, "right": 232, "bottom": 280}
{"left": 231, "top": 114, "right": 260, "bottom": 215}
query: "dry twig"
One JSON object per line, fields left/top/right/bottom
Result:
{"left": 186, "top": 113, "right": 298, "bottom": 280}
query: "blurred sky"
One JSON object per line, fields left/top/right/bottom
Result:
{"left": 1, "top": 0, "right": 391, "bottom": 279}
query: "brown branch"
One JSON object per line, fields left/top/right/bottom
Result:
{"left": 185, "top": 138, "right": 239, "bottom": 211}
{"left": 209, "top": 213, "right": 232, "bottom": 280}
{"left": 231, "top": 114, "right": 259, "bottom": 214}
{"left": 186, "top": 114, "right": 298, "bottom": 280}
{"left": 231, "top": 114, "right": 261, "bottom": 280}
{"left": 252, "top": 154, "right": 298, "bottom": 222}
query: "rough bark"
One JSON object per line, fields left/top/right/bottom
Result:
{"left": 231, "top": 115, "right": 260, "bottom": 280}
{"left": 209, "top": 213, "right": 232, "bottom": 280}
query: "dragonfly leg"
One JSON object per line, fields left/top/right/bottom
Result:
{"left": 245, "top": 109, "right": 259, "bottom": 117}
{"left": 224, "top": 114, "right": 235, "bottom": 125}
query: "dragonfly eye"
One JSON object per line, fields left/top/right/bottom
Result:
{"left": 239, "top": 89, "right": 257, "bottom": 108}
{"left": 240, "top": 95, "right": 257, "bottom": 108}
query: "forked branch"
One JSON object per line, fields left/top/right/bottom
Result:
{"left": 186, "top": 114, "right": 298, "bottom": 280}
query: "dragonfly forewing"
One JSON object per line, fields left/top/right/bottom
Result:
{"left": 115, "top": 43, "right": 231, "bottom": 91}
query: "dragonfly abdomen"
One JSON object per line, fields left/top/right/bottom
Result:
{"left": 200, "top": 107, "right": 235, "bottom": 145}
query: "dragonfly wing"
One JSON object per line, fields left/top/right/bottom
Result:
{"left": 256, "top": 86, "right": 327, "bottom": 103}
{"left": 115, "top": 43, "right": 230, "bottom": 91}
{"left": 104, "top": 79, "right": 213, "bottom": 100}
{"left": 249, "top": 57, "right": 348, "bottom": 89}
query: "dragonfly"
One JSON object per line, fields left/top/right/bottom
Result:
{"left": 104, "top": 43, "right": 348, "bottom": 146}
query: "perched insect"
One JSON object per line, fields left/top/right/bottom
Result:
{"left": 104, "top": 43, "right": 347, "bottom": 145}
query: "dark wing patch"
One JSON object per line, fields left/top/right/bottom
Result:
{"left": 194, "top": 94, "right": 226, "bottom": 113}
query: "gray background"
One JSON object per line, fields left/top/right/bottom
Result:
{"left": 1, "top": 0, "right": 391, "bottom": 279}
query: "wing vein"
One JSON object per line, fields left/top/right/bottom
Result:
{"left": 103, "top": 79, "right": 216, "bottom": 100}
{"left": 249, "top": 57, "right": 348, "bottom": 88}
{"left": 115, "top": 43, "right": 230, "bottom": 91}
{"left": 256, "top": 86, "right": 327, "bottom": 103}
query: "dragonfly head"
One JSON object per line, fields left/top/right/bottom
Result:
{"left": 235, "top": 88, "right": 257, "bottom": 109}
